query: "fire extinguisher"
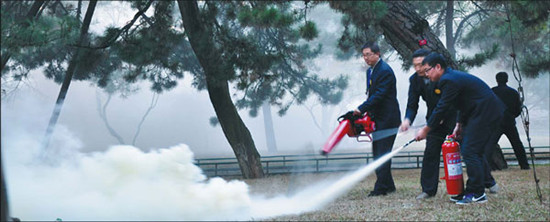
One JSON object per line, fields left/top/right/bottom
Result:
{"left": 441, "top": 135, "right": 464, "bottom": 195}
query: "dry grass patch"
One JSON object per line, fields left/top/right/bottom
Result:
{"left": 241, "top": 165, "right": 550, "bottom": 221}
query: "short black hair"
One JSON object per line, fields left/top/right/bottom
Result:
{"left": 422, "top": 52, "right": 447, "bottom": 69}
{"left": 412, "top": 49, "right": 430, "bottom": 58}
{"left": 361, "top": 41, "right": 380, "bottom": 54}
{"left": 496, "top": 72, "right": 508, "bottom": 83}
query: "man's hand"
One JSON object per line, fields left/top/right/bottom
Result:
{"left": 400, "top": 119, "right": 411, "bottom": 132}
{"left": 353, "top": 108, "right": 362, "bottom": 116}
{"left": 453, "top": 122, "right": 463, "bottom": 140}
{"left": 415, "top": 126, "right": 431, "bottom": 141}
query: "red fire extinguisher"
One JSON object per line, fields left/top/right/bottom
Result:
{"left": 441, "top": 135, "right": 464, "bottom": 195}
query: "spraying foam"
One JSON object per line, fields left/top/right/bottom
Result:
{"left": 3, "top": 120, "right": 412, "bottom": 221}
{"left": 250, "top": 139, "right": 415, "bottom": 219}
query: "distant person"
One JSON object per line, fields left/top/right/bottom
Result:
{"left": 400, "top": 49, "right": 457, "bottom": 200}
{"left": 415, "top": 53, "right": 503, "bottom": 205}
{"left": 490, "top": 72, "right": 530, "bottom": 169}
{"left": 351, "top": 41, "right": 401, "bottom": 196}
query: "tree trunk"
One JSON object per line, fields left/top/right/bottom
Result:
{"left": 177, "top": 0, "right": 264, "bottom": 179}
{"left": 379, "top": 1, "right": 458, "bottom": 69}
{"left": 262, "top": 102, "right": 278, "bottom": 153}
{"left": 1, "top": 0, "right": 47, "bottom": 73}
{"left": 41, "top": 0, "right": 97, "bottom": 151}
{"left": 445, "top": 0, "right": 456, "bottom": 59}
{"left": 1, "top": 166, "right": 9, "bottom": 222}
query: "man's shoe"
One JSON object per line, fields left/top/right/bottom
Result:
{"left": 450, "top": 194, "right": 464, "bottom": 202}
{"left": 488, "top": 183, "right": 499, "bottom": 194}
{"left": 456, "top": 193, "right": 487, "bottom": 205}
{"left": 415, "top": 192, "right": 433, "bottom": 200}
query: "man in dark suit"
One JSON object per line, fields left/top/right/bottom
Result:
{"left": 491, "top": 72, "right": 530, "bottom": 169}
{"left": 352, "top": 42, "right": 401, "bottom": 196}
{"left": 400, "top": 49, "right": 457, "bottom": 200}
{"left": 415, "top": 53, "right": 504, "bottom": 205}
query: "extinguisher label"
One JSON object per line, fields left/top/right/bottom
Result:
{"left": 446, "top": 152, "right": 462, "bottom": 180}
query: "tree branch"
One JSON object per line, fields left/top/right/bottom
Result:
{"left": 470, "top": 0, "right": 491, "bottom": 17}
{"left": 96, "top": 92, "right": 126, "bottom": 144}
{"left": 69, "top": 0, "right": 154, "bottom": 50}
{"left": 453, "top": 10, "right": 484, "bottom": 41}
{"left": 132, "top": 92, "right": 159, "bottom": 145}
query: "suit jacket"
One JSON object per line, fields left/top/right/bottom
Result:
{"left": 427, "top": 68, "right": 505, "bottom": 129}
{"left": 358, "top": 59, "right": 401, "bottom": 130}
{"left": 492, "top": 84, "right": 522, "bottom": 124}
{"left": 405, "top": 72, "right": 456, "bottom": 132}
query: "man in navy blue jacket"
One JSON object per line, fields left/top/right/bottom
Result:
{"left": 491, "top": 72, "right": 530, "bottom": 169}
{"left": 352, "top": 42, "right": 401, "bottom": 196}
{"left": 400, "top": 49, "right": 457, "bottom": 200}
{"left": 415, "top": 53, "right": 504, "bottom": 204}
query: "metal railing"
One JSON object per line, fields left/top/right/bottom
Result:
{"left": 195, "top": 146, "right": 550, "bottom": 177}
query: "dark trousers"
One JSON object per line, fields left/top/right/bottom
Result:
{"left": 420, "top": 131, "right": 447, "bottom": 196}
{"left": 372, "top": 129, "right": 397, "bottom": 193}
{"left": 462, "top": 120, "right": 500, "bottom": 195}
{"left": 493, "top": 121, "right": 530, "bottom": 169}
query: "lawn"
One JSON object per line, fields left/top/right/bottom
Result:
{"left": 243, "top": 165, "right": 550, "bottom": 221}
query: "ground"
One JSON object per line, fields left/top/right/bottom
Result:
{"left": 241, "top": 165, "right": 550, "bottom": 221}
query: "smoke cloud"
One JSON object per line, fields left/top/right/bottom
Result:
{"left": 3, "top": 130, "right": 252, "bottom": 220}
{"left": 2, "top": 115, "right": 386, "bottom": 221}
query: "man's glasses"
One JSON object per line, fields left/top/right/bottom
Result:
{"left": 424, "top": 67, "right": 433, "bottom": 73}
{"left": 363, "top": 53, "right": 375, "bottom": 58}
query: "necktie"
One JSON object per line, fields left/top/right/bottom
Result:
{"left": 366, "top": 67, "right": 372, "bottom": 92}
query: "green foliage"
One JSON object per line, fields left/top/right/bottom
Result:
{"left": 2, "top": 1, "right": 348, "bottom": 116}
{"left": 329, "top": 1, "right": 388, "bottom": 59}
{"left": 211, "top": 1, "right": 348, "bottom": 117}
{"left": 521, "top": 55, "right": 550, "bottom": 78}
{"left": 237, "top": 5, "right": 295, "bottom": 28}
{"left": 461, "top": 2, "right": 549, "bottom": 77}
{"left": 457, "top": 43, "right": 500, "bottom": 70}
{"left": 509, "top": 1, "right": 550, "bottom": 27}
{"left": 90, "top": 1, "right": 199, "bottom": 93}
{"left": 299, "top": 21, "right": 318, "bottom": 41}
{"left": 1, "top": 3, "right": 80, "bottom": 79}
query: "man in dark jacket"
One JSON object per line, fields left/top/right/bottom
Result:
{"left": 491, "top": 72, "right": 530, "bottom": 169}
{"left": 400, "top": 49, "right": 457, "bottom": 200}
{"left": 415, "top": 53, "right": 504, "bottom": 204}
{"left": 352, "top": 42, "right": 401, "bottom": 196}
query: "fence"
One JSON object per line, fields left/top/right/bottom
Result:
{"left": 195, "top": 146, "right": 550, "bottom": 177}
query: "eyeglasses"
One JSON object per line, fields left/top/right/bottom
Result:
{"left": 424, "top": 67, "right": 433, "bottom": 73}
{"left": 363, "top": 53, "right": 375, "bottom": 58}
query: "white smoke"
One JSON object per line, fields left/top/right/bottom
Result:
{"left": 3, "top": 132, "right": 252, "bottom": 220}
{"left": 2, "top": 119, "right": 393, "bottom": 221}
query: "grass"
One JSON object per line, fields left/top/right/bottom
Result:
{"left": 241, "top": 165, "right": 550, "bottom": 221}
